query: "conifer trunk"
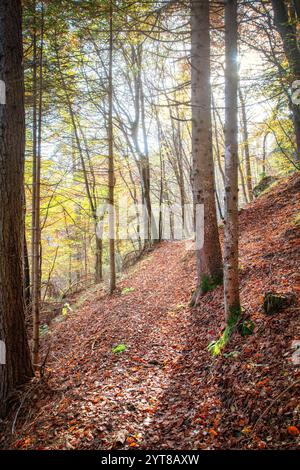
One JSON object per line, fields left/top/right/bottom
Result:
{"left": 191, "top": 0, "right": 223, "bottom": 304}
{"left": 0, "top": 0, "right": 33, "bottom": 417}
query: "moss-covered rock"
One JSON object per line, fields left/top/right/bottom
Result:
{"left": 263, "top": 291, "right": 296, "bottom": 315}
{"left": 253, "top": 175, "right": 278, "bottom": 198}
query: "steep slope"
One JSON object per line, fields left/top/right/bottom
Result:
{"left": 1, "top": 173, "right": 299, "bottom": 450}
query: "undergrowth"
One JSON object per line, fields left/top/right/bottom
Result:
{"left": 208, "top": 306, "right": 254, "bottom": 356}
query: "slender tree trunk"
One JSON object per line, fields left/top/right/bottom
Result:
{"left": 128, "top": 45, "right": 155, "bottom": 247}
{"left": 95, "top": 224, "right": 103, "bottom": 283}
{"left": 31, "top": 2, "right": 44, "bottom": 369}
{"left": 157, "top": 121, "right": 164, "bottom": 241}
{"left": 216, "top": 191, "right": 224, "bottom": 222}
{"left": 0, "top": 0, "right": 33, "bottom": 417}
{"left": 262, "top": 132, "right": 269, "bottom": 176}
{"left": 212, "top": 94, "right": 225, "bottom": 185}
{"left": 223, "top": 0, "right": 240, "bottom": 321}
{"left": 55, "top": 41, "right": 102, "bottom": 284}
{"left": 238, "top": 159, "right": 249, "bottom": 205}
{"left": 108, "top": 0, "right": 116, "bottom": 294}
{"left": 191, "top": 0, "right": 223, "bottom": 304}
{"left": 24, "top": 232, "right": 31, "bottom": 310}
{"left": 239, "top": 87, "right": 253, "bottom": 201}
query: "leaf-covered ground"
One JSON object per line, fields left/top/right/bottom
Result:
{"left": 1, "top": 173, "right": 299, "bottom": 450}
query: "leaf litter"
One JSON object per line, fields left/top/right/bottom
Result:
{"left": 0, "top": 174, "right": 299, "bottom": 450}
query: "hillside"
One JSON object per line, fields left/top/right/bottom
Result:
{"left": 1, "top": 173, "right": 299, "bottom": 450}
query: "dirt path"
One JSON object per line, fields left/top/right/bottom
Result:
{"left": 8, "top": 242, "right": 200, "bottom": 449}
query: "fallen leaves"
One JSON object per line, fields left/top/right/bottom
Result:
{"left": 1, "top": 174, "right": 299, "bottom": 451}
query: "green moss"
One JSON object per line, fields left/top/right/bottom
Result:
{"left": 200, "top": 272, "right": 223, "bottom": 294}
{"left": 121, "top": 287, "right": 135, "bottom": 295}
{"left": 208, "top": 304, "right": 242, "bottom": 356}
{"left": 228, "top": 304, "right": 242, "bottom": 326}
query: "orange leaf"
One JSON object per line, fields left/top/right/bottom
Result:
{"left": 287, "top": 426, "right": 299, "bottom": 436}
{"left": 127, "top": 436, "right": 136, "bottom": 445}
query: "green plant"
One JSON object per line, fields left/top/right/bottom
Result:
{"left": 240, "top": 319, "right": 255, "bottom": 337}
{"left": 62, "top": 302, "right": 73, "bottom": 316}
{"left": 112, "top": 344, "right": 127, "bottom": 354}
{"left": 176, "top": 303, "right": 185, "bottom": 310}
{"left": 39, "top": 324, "right": 49, "bottom": 337}
{"left": 208, "top": 306, "right": 242, "bottom": 356}
{"left": 121, "top": 287, "right": 135, "bottom": 295}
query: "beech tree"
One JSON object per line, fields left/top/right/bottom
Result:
{"left": 108, "top": 0, "right": 116, "bottom": 293}
{"left": 223, "top": 0, "right": 240, "bottom": 321}
{"left": 0, "top": 0, "right": 33, "bottom": 416}
{"left": 191, "top": 0, "right": 223, "bottom": 305}
{"left": 31, "top": 0, "right": 44, "bottom": 370}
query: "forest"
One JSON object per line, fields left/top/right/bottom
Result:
{"left": 0, "top": 0, "right": 299, "bottom": 458}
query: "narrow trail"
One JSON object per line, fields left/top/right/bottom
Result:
{"left": 2, "top": 173, "right": 300, "bottom": 450}
{"left": 13, "top": 242, "right": 198, "bottom": 450}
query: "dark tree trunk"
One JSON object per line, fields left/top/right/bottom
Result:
{"left": 271, "top": 0, "right": 300, "bottom": 163}
{"left": 0, "top": 0, "right": 33, "bottom": 417}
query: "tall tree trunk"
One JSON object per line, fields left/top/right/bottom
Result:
{"left": 95, "top": 227, "right": 103, "bottom": 283}
{"left": 0, "top": 0, "right": 33, "bottom": 417}
{"left": 271, "top": 0, "right": 300, "bottom": 163}
{"left": 108, "top": 0, "right": 116, "bottom": 294}
{"left": 262, "top": 131, "right": 269, "bottom": 176}
{"left": 191, "top": 0, "right": 223, "bottom": 305}
{"left": 238, "top": 158, "right": 249, "bottom": 205}
{"left": 24, "top": 232, "right": 31, "bottom": 310}
{"left": 31, "top": 2, "right": 44, "bottom": 369}
{"left": 55, "top": 41, "right": 102, "bottom": 284}
{"left": 238, "top": 87, "right": 253, "bottom": 201}
{"left": 128, "top": 45, "right": 155, "bottom": 246}
{"left": 223, "top": 0, "right": 241, "bottom": 321}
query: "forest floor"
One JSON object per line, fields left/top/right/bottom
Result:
{"left": 1, "top": 173, "right": 300, "bottom": 450}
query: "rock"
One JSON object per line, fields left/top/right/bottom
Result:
{"left": 115, "top": 430, "right": 127, "bottom": 445}
{"left": 263, "top": 291, "right": 296, "bottom": 315}
{"left": 253, "top": 175, "right": 278, "bottom": 198}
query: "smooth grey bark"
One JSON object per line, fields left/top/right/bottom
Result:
{"left": 0, "top": 0, "right": 33, "bottom": 417}
{"left": 191, "top": 0, "right": 223, "bottom": 304}
{"left": 24, "top": 232, "right": 31, "bottom": 310}
{"left": 31, "top": 1, "right": 44, "bottom": 370}
{"left": 223, "top": 0, "right": 240, "bottom": 320}
{"left": 238, "top": 87, "right": 253, "bottom": 201}
{"left": 108, "top": 0, "right": 116, "bottom": 294}
{"left": 55, "top": 41, "right": 102, "bottom": 283}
